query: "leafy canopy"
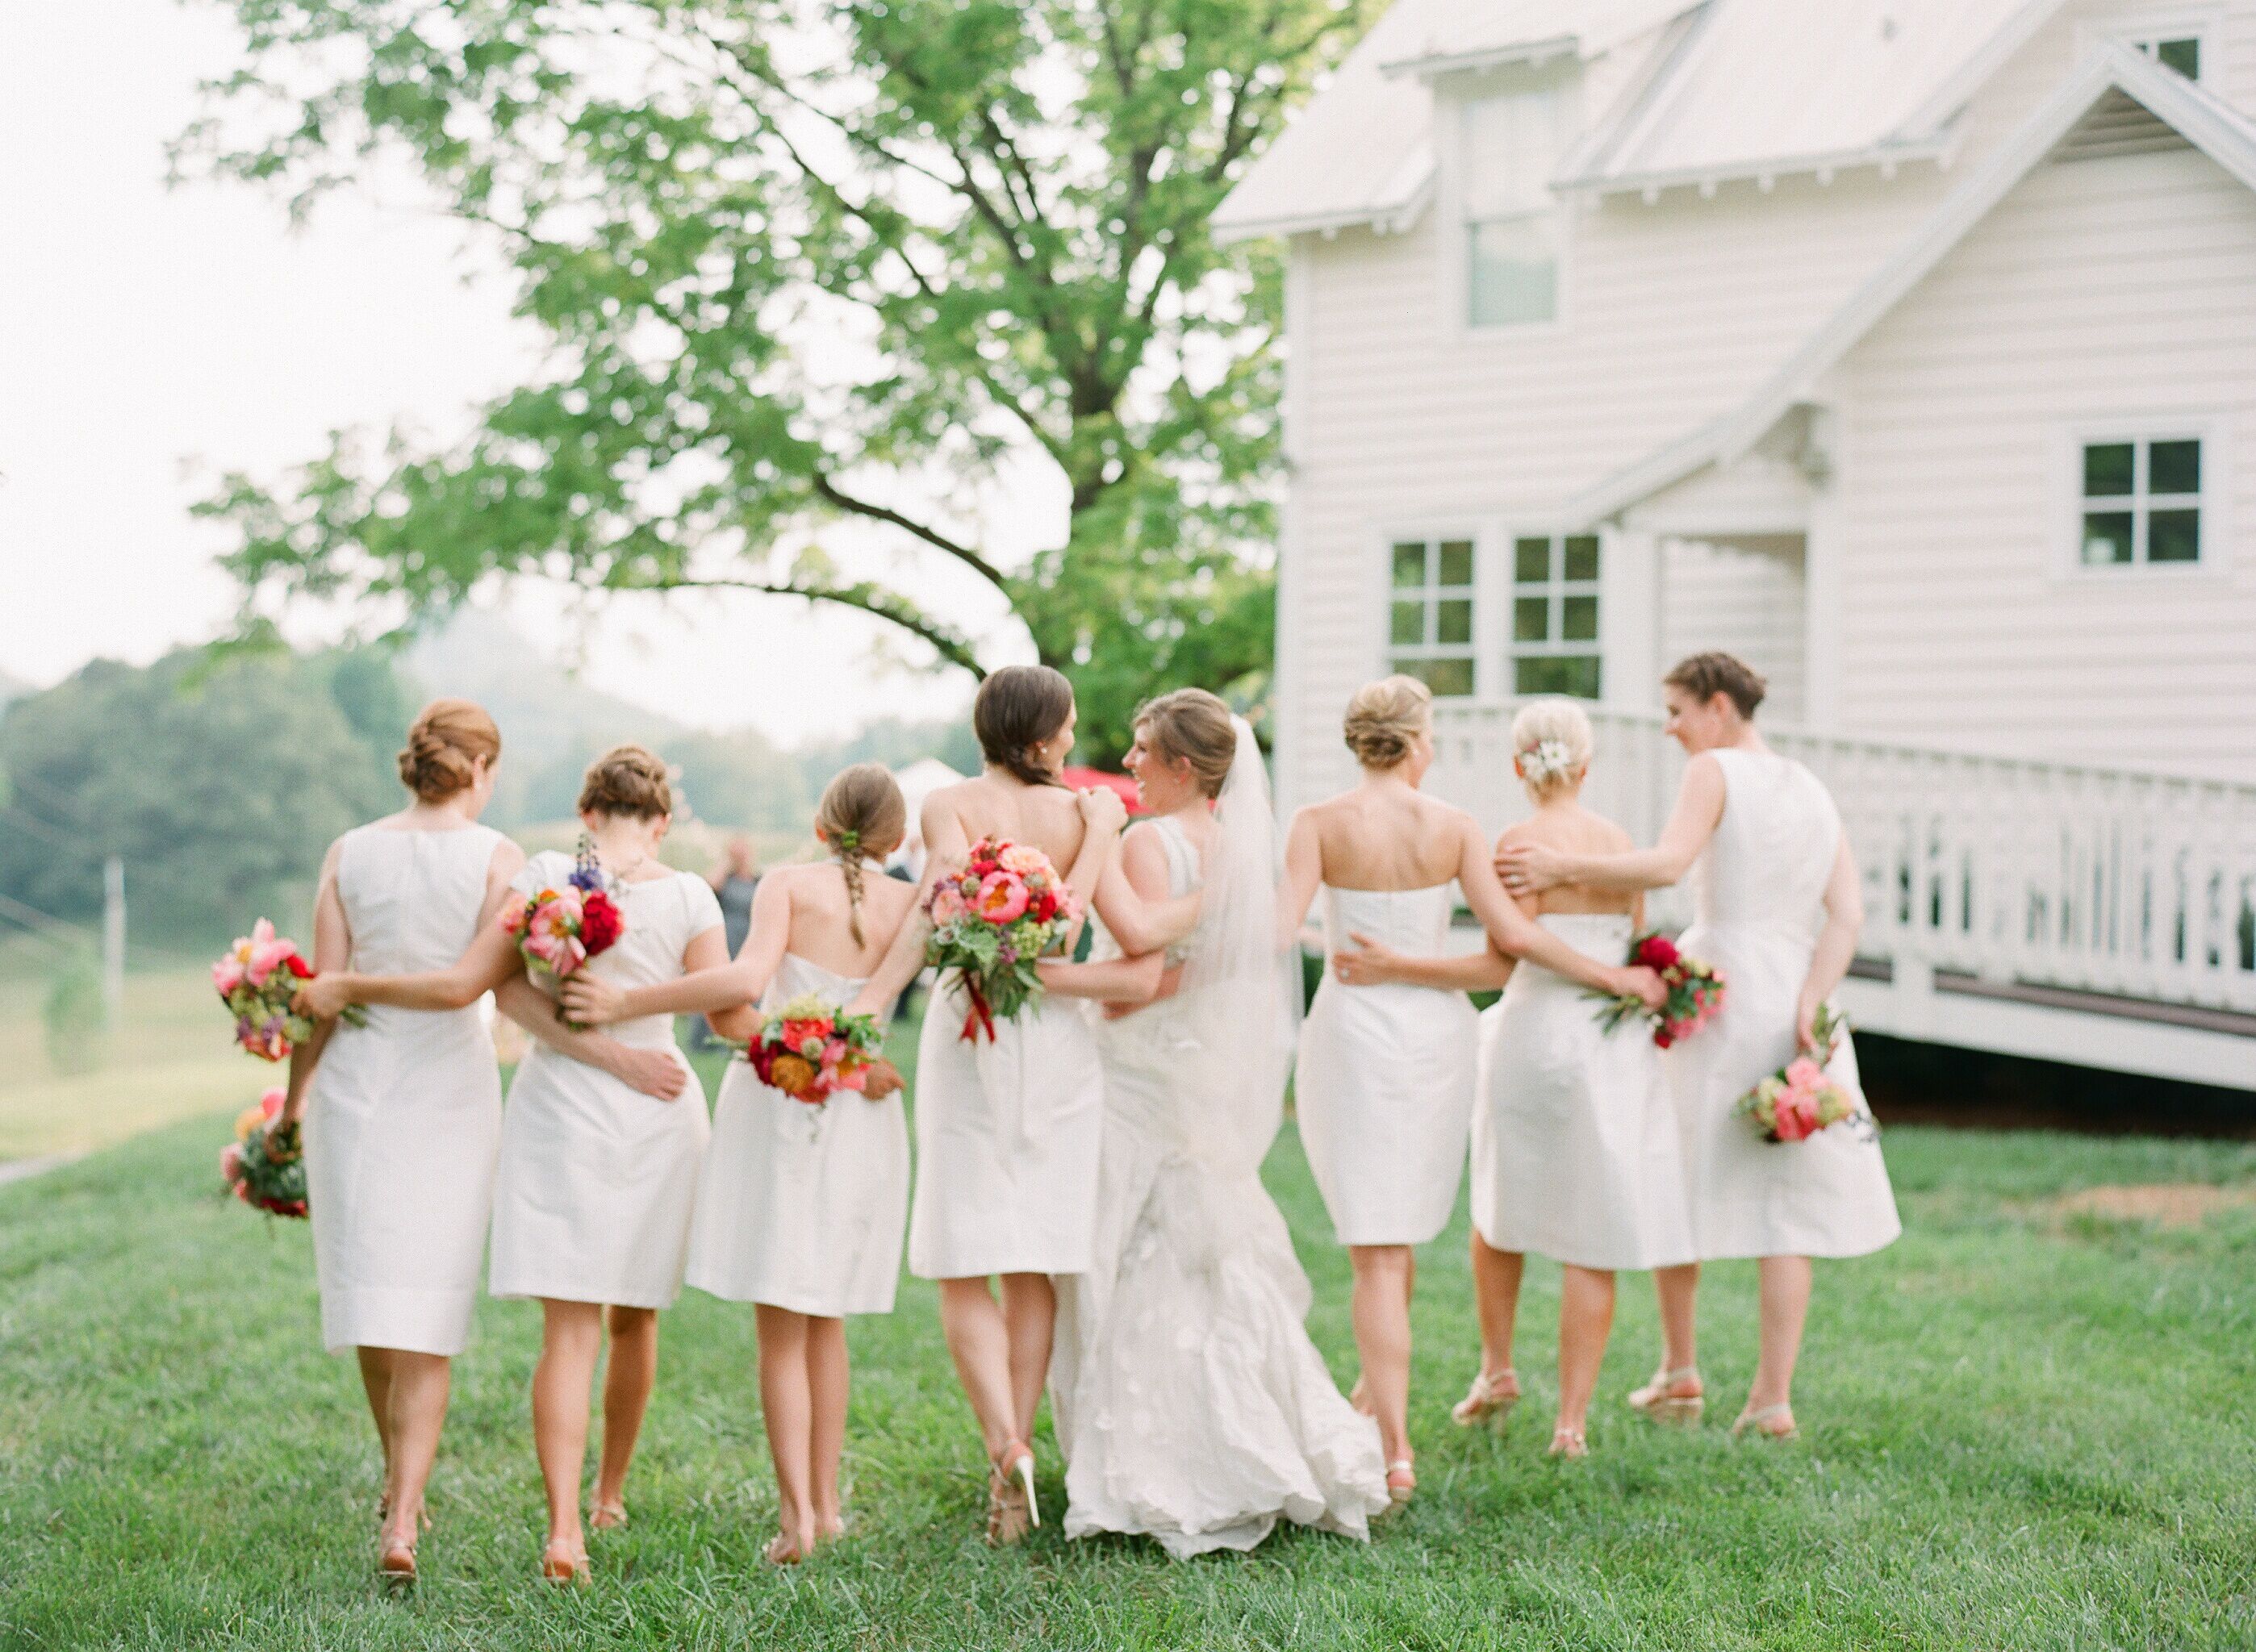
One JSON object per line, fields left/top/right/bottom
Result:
{"left": 186, "top": 0, "right": 1375, "bottom": 760}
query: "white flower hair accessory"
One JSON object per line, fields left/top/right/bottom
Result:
{"left": 1517, "top": 738, "right": 1580, "bottom": 787}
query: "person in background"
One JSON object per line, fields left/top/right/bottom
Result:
{"left": 693, "top": 837, "right": 762, "bottom": 1049}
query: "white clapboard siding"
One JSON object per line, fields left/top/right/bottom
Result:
{"left": 1657, "top": 537, "right": 1809, "bottom": 722}
{"left": 1832, "top": 144, "right": 2256, "bottom": 783}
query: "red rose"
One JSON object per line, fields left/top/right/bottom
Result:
{"left": 1033, "top": 891, "right": 1059, "bottom": 923}
{"left": 579, "top": 891, "right": 625, "bottom": 956}
{"left": 1654, "top": 1028, "right": 1675, "bottom": 1049}
{"left": 284, "top": 953, "right": 315, "bottom": 978}
{"left": 1634, "top": 934, "right": 1680, "bottom": 971}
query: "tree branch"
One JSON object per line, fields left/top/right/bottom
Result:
{"left": 605, "top": 571, "right": 987, "bottom": 678}
{"left": 809, "top": 474, "right": 1009, "bottom": 590}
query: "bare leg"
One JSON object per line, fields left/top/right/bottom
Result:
{"left": 806, "top": 1316, "right": 850, "bottom": 1536}
{"left": 1555, "top": 1268, "right": 1615, "bottom": 1436}
{"left": 1349, "top": 1245, "right": 1416, "bottom": 1465}
{"left": 937, "top": 1277, "right": 1021, "bottom": 1462}
{"left": 594, "top": 1305, "right": 658, "bottom": 1515}
{"left": 532, "top": 1299, "right": 605, "bottom": 1554}
{"left": 754, "top": 1305, "right": 817, "bottom": 1554}
{"left": 998, "top": 1273, "right": 1057, "bottom": 1447}
{"left": 356, "top": 1346, "right": 397, "bottom": 1481}
{"left": 1469, "top": 1235, "right": 1527, "bottom": 1383}
{"left": 378, "top": 1350, "right": 452, "bottom": 1547}
{"left": 1746, "top": 1255, "right": 1813, "bottom": 1416}
{"left": 1654, "top": 1262, "right": 1701, "bottom": 1377}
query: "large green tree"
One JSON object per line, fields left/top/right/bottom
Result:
{"left": 186, "top": 0, "right": 1374, "bottom": 760}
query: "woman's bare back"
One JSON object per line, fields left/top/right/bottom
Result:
{"left": 926, "top": 773, "right": 1090, "bottom": 875}
{"left": 1498, "top": 803, "right": 1638, "bottom": 918}
{"left": 1305, "top": 786, "right": 1469, "bottom": 891}
{"left": 776, "top": 861, "right": 921, "bottom": 979}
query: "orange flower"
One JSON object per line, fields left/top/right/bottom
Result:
{"left": 769, "top": 1053, "right": 819, "bottom": 1098}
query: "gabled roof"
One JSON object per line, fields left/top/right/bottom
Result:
{"left": 1378, "top": 0, "right": 1701, "bottom": 81}
{"left": 1565, "top": 45, "right": 2256, "bottom": 527}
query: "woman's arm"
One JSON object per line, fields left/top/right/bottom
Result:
{"left": 296, "top": 841, "right": 531, "bottom": 1018}
{"left": 276, "top": 838, "right": 350, "bottom": 1132}
{"left": 1057, "top": 789, "right": 1129, "bottom": 953}
{"left": 1796, "top": 835, "right": 1864, "bottom": 1051}
{"left": 563, "top": 875, "right": 792, "bottom": 1025}
{"left": 1038, "top": 825, "right": 1174, "bottom": 1006}
{"left": 1459, "top": 820, "right": 1662, "bottom": 1004}
{"left": 495, "top": 978, "right": 687, "bottom": 1100}
{"left": 1333, "top": 934, "right": 1514, "bottom": 992}
{"left": 1274, "top": 808, "right": 1324, "bottom": 953}
{"left": 1497, "top": 754, "right": 1728, "bottom": 896}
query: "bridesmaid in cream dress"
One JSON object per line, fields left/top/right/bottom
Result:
{"left": 845, "top": 666, "right": 1133, "bottom": 1544}
{"left": 304, "top": 745, "right": 725, "bottom": 1582}
{"left": 1501, "top": 653, "right": 1900, "bottom": 1441}
{"left": 286, "top": 704, "right": 687, "bottom": 1582}
{"left": 1280, "top": 677, "right": 1665, "bottom": 1500}
{"left": 564, "top": 765, "right": 916, "bottom": 1566}
{"left": 1335, "top": 698, "right": 1695, "bottom": 1458}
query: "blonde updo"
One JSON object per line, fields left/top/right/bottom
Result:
{"left": 814, "top": 763, "right": 909, "bottom": 945}
{"left": 1342, "top": 675, "right": 1433, "bottom": 770}
{"left": 577, "top": 745, "right": 674, "bottom": 820}
{"left": 396, "top": 699, "right": 501, "bottom": 803}
{"left": 1135, "top": 689, "right": 1238, "bottom": 799}
{"left": 1510, "top": 698, "right": 1594, "bottom": 802}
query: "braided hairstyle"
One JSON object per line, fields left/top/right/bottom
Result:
{"left": 972, "top": 665, "right": 1076, "bottom": 787}
{"left": 396, "top": 699, "right": 501, "bottom": 802}
{"left": 815, "top": 763, "right": 908, "bottom": 945}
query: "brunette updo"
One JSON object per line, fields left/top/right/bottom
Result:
{"left": 577, "top": 745, "right": 674, "bottom": 820}
{"left": 1342, "top": 675, "right": 1433, "bottom": 770}
{"left": 396, "top": 699, "right": 501, "bottom": 803}
{"left": 973, "top": 665, "right": 1076, "bottom": 787}
{"left": 1134, "top": 689, "right": 1238, "bottom": 799}
{"left": 814, "top": 763, "right": 909, "bottom": 945}
{"left": 1664, "top": 651, "right": 1768, "bottom": 720}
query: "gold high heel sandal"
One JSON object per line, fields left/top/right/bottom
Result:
{"left": 378, "top": 1531, "right": 418, "bottom": 1586}
{"left": 1731, "top": 1403, "right": 1799, "bottom": 1441}
{"left": 539, "top": 1537, "right": 591, "bottom": 1586}
{"left": 1627, "top": 1366, "right": 1705, "bottom": 1425}
{"left": 1383, "top": 1459, "right": 1417, "bottom": 1508}
{"left": 589, "top": 1500, "right": 629, "bottom": 1532}
{"left": 1547, "top": 1425, "right": 1589, "bottom": 1460}
{"left": 985, "top": 1441, "right": 1039, "bottom": 1546}
{"left": 1451, "top": 1367, "right": 1521, "bottom": 1429}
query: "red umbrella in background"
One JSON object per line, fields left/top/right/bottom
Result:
{"left": 1059, "top": 766, "right": 1143, "bottom": 815}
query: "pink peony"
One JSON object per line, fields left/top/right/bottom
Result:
{"left": 219, "top": 1143, "right": 243, "bottom": 1180}
{"left": 259, "top": 1087, "right": 286, "bottom": 1120}
{"left": 1773, "top": 1092, "right": 1820, "bottom": 1142}
{"left": 976, "top": 871, "right": 1030, "bottom": 925}
{"left": 211, "top": 958, "right": 247, "bottom": 995}
{"left": 998, "top": 844, "right": 1050, "bottom": 877}
{"left": 1784, "top": 1057, "right": 1824, "bottom": 1091}
{"left": 930, "top": 886, "right": 969, "bottom": 927}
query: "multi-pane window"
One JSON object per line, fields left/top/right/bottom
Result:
{"left": 1511, "top": 534, "right": 1602, "bottom": 698}
{"left": 2135, "top": 35, "right": 2203, "bottom": 78}
{"left": 1463, "top": 88, "right": 1569, "bottom": 328}
{"left": 2079, "top": 438, "right": 2203, "bottom": 567}
{"left": 1389, "top": 538, "right": 1477, "bottom": 697}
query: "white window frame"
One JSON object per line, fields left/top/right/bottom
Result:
{"left": 2083, "top": 12, "right": 2219, "bottom": 83}
{"left": 1505, "top": 529, "right": 1606, "bottom": 699}
{"left": 2058, "top": 419, "right": 2226, "bottom": 578}
{"left": 1382, "top": 531, "right": 1483, "bottom": 698}
{"left": 1447, "top": 65, "right": 1579, "bottom": 339}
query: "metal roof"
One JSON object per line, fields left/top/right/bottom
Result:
{"left": 1378, "top": 0, "right": 1702, "bottom": 79}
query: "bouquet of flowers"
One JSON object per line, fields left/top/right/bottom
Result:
{"left": 1590, "top": 932, "right": 1726, "bottom": 1048}
{"left": 501, "top": 839, "right": 625, "bottom": 1020}
{"left": 924, "top": 836, "right": 1080, "bottom": 1042}
{"left": 1736, "top": 1005, "right": 1870, "bottom": 1143}
{"left": 213, "top": 919, "right": 361, "bottom": 1061}
{"left": 743, "top": 995, "right": 886, "bottom": 1108}
{"left": 219, "top": 1087, "right": 308, "bottom": 1219}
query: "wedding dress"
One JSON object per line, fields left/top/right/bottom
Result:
{"left": 1050, "top": 726, "right": 1390, "bottom": 1558}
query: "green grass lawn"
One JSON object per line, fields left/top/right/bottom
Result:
{"left": 5, "top": 1058, "right": 2256, "bottom": 1648}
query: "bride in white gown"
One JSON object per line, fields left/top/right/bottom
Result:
{"left": 1038, "top": 690, "right": 1391, "bottom": 1558}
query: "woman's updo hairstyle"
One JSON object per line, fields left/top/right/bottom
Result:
{"left": 577, "top": 745, "right": 674, "bottom": 820}
{"left": 1664, "top": 651, "right": 1767, "bottom": 720}
{"left": 396, "top": 699, "right": 501, "bottom": 803}
{"left": 973, "top": 664, "right": 1076, "bottom": 787}
{"left": 814, "top": 763, "right": 909, "bottom": 945}
{"left": 1134, "top": 689, "right": 1238, "bottom": 799}
{"left": 1510, "top": 697, "right": 1594, "bottom": 802}
{"left": 1342, "top": 674, "right": 1433, "bottom": 770}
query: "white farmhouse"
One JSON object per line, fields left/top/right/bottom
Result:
{"left": 1216, "top": 0, "right": 2256, "bottom": 1088}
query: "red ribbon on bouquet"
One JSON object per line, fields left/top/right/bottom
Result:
{"left": 959, "top": 978, "right": 998, "bottom": 1044}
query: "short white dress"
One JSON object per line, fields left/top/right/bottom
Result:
{"left": 908, "top": 949, "right": 1105, "bottom": 1280}
{"left": 1473, "top": 912, "right": 1696, "bottom": 1272}
{"left": 685, "top": 953, "right": 910, "bottom": 1316}
{"left": 1669, "top": 749, "right": 1901, "bottom": 1262}
{"left": 1294, "top": 886, "right": 1479, "bottom": 1247}
{"left": 305, "top": 824, "right": 506, "bottom": 1356}
{"left": 487, "top": 852, "right": 720, "bottom": 1308}
{"left": 1053, "top": 818, "right": 1390, "bottom": 1558}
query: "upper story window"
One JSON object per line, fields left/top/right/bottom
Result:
{"left": 2135, "top": 34, "right": 2204, "bottom": 79}
{"left": 1463, "top": 86, "right": 1572, "bottom": 329}
{"left": 2079, "top": 436, "right": 2204, "bottom": 567}
{"left": 1389, "top": 537, "right": 1477, "bottom": 697}
{"left": 1511, "top": 534, "right": 1602, "bottom": 697}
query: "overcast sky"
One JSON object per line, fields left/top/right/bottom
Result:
{"left": 0, "top": 2, "right": 992, "bottom": 740}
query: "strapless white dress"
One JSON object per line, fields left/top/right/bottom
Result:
{"left": 1294, "top": 885, "right": 1479, "bottom": 1247}
{"left": 1669, "top": 750, "right": 1901, "bottom": 1262}
{"left": 1051, "top": 818, "right": 1390, "bottom": 1558}
{"left": 1474, "top": 912, "right": 1695, "bottom": 1272}
{"left": 685, "top": 953, "right": 910, "bottom": 1316}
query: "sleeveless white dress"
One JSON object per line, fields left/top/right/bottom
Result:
{"left": 1051, "top": 817, "right": 1390, "bottom": 1558}
{"left": 1295, "top": 886, "right": 1479, "bottom": 1247}
{"left": 685, "top": 953, "right": 910, "bottom": 1316}
{"left": 908, "top": 920, "right": 1105, "bottom": 1280}
{"left": 1473, "top": 912, "right": 1695, "bottom": 1271}
{"left": 1670, "top": 750, "right": 1901, "bottom": 1261}
{"left": 487, "top": 852, "right": 721, "bottom": 1308}
{"left": 304, "top": 824, "right": 506, "bottom": 1356}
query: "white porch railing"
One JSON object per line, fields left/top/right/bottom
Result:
{"left": 1428, "top": 703, "right": 2256, "bottom": 1021}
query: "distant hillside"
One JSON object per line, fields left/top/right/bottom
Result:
{"left": 0, "top": 670, "right": 33, "bottom": 710}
